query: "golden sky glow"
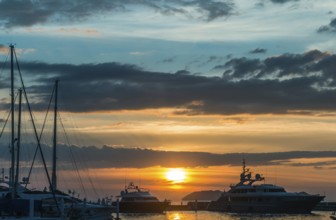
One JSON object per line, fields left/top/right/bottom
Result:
{"left": 36, "top": 108, "right": 336, "bottom": 202}
{"left": 43, "top": 163, "right": 336, "bottom": 203}
{"left": 3, "top": 107, "right": 336, "bottom": 201}
{"left": 57, "top": 109, "right": 336, "bottom": 153}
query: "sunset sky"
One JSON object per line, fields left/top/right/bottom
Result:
{"left": 1, "top": 0, "right": 336, "bottom": 202}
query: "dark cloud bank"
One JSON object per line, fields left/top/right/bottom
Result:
{"left": 0, "top": 0, "right": 308, "bottom": 29}
{"left": 5, "top": 49, "right": 336, "bottom": 116}
{"left": 0, "top": 0, "right": 234, "bottom": 28}
{"left": 0, "top": 0, "right": 306, "bottom": 29}
{"left": 5, "top": 143, "right": 336, "bottom": 169}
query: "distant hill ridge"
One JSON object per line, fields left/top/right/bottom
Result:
{"left": 182, "top": 190, "right": 222, "bottom": 201}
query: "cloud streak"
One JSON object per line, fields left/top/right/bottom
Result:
{"left": 0, "top": 0, "right": 235, "bottom": 28}
{"left": 269, "top": 0, "right": 299, "bottom": 3}
{"left": 249, "top": 48, "right": 267, "bottom": 54}
{"left": 7, "top": 144, "right": 336, "bottom": 169}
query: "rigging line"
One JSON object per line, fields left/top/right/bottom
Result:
{"left": 81, "top": 159, "right": 100, "bottom": 198}
{"left": 0, "top": 52, "right": 9, "bottom": 80}
{"left": 62, "top": 108, "right": 102, "bottom": 198}
{"left": 73, "top": 143, "right": 100, "bottom": 198}
{"left": 0, "top": 92, "right": 19, "bottom": 140}
{"left": 58, "top": 113, "right": 87, "bottom": 198}
{"left": 25, "top": 83, "right": 55, "bottom": 188}
{"left": 14, "top": 49, "right": 60, "bottom": 214}
{"left": 63, "top": 112, "right": 100, "bottom": 197}
{"left": 80, "top": 147, "right": 100, "bottom": 197}
{"left": 14, "top": 49, "right": 52, "bottom": 185}
{"left": 0, "top": 92, "right": 19, "bottom": 160}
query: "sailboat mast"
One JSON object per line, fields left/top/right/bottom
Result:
{"left": 51, "top": 80, "right": 58, "bottom": 191}
{"left": 15, "top": 89, "right": 22, "bottom": 196}
{"left": 10, "top": 44, "right": 15, "bottom": 198}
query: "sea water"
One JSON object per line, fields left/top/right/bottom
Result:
{"left": 117, "top": 211, "right": 331, "bottom": 220}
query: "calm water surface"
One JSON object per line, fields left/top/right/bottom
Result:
{"left": 117, "top": 211, "right": 331, "bottom": 220}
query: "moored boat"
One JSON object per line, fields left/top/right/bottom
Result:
{"left": 0, "top": 45, "right": 114, "bottom": 219}
{"left": 115, "top": 182, "right": 170, "bottom": 213}
{"left": 208, "top": 159, "right": 324, "bottom": 214}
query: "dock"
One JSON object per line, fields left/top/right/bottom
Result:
{"left": 167, "top": 202, "right": 210, "bottom": 211}
{"left": 314, "top": 202, "right": 336, "bottom": 211}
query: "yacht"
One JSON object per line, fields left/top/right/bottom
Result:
{"left": 115, "top": 182, "right": 170, "bottom": 213}
{"left": 208, "top": 160, "right": 324, "bottom": 213}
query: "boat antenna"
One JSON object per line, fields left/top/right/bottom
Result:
{"left": 124, "top": 174, "right": 127, "bottom": 189}
{"left": 51, "top": 80, "right": 59, "bottom": 192}
{"left": 10, "top": 44, "right": 15, "bottom": 199}
{"left": 14, "top": 89, "right": 22, "bottom": 196}
{"left": 275, "top": 166, "right": 277, "bottom": 185}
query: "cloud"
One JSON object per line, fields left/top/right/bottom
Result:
{"left": 161, "top": 57, "right": 176, "bottom": 63}
{"left": 7, "top": 144, "right": 336, "bottom": 169}
{"left": 269, "top": 0, "right": 299, "bottom": 3}
{"left": 0, "top": 0, "right": 235, "bottom": 28}
{"left": 188, "top": 0, "right": 235, "bottom": 21}
{"left": 317, "top": 18, "right": 336, "bottom": 33}
{"left": 0, "top": 0, "right": 123, "bottom": 28}
{"left": 4, "top": 49, "right": 336, "bottom": 115}
{"left": 129, "top": 51, "right": 148, "bottom": 56}
{"left": 175, "top": 70, "right": 191, "bottom": 75}
{"left": 0, "top": 44, "right": 9, "bottom": 54}
{"left": 57, "top": 28, "right": 100, "bottom": 37}
{"left": 249, "top": 48, "right": 267, "bottom": 54}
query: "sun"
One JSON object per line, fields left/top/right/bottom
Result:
{"left": 165, "top": 168, "right": 186, "bottom": 183}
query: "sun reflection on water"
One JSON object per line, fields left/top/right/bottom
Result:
{"left": 172, "top": 213, "right": 181, "bottom": 220}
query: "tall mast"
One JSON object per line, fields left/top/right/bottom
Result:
{"left": 10, "top": 44, "right": 15, "bottom": 198}
{"left": 51, "top": 80, "right": 58, "bottom": 191}
{"left": 15, "top": 89, "right": 22, "bottom": 196}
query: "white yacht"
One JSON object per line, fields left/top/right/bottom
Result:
{"left": 115, "top": 182, "right": 170, "bottom": 213}
{"left": 208, "top": 160, "right": 324, "bottom": 213}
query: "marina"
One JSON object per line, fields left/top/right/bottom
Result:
{"left": 2, "top": 1, "right": 336, "bottom": 219}
{"left": 0, "top": 45, "right": 115, "bottom": 219}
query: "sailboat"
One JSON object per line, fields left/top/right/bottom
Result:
{"left": 0, "top": 44, "right": 114, "bottom": 219}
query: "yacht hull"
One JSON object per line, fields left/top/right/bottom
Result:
{"left": 208, "top": 195, "right": 324, "bottom": 214}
